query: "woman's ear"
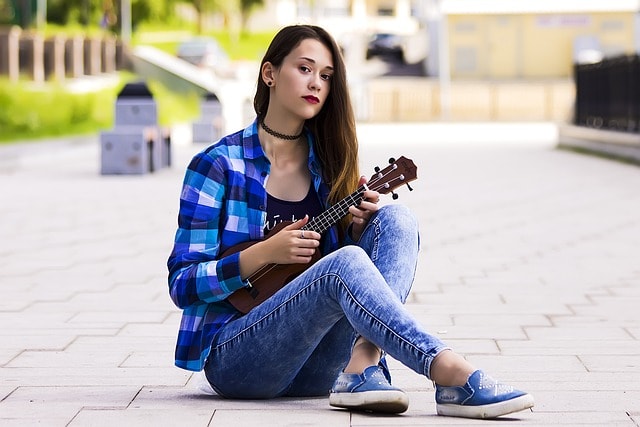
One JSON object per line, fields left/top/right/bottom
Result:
{"left": 261, "top": 62, "right": 275, "bottom": 86}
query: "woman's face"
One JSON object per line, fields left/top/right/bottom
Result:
{"left": 269, "top": 38, "right": 334, "bottom": 121}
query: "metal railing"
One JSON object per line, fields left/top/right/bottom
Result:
{"left": 574, "top": 54, "right": 640, "bottom": 133}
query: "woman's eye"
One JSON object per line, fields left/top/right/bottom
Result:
{"left": 321, "top": 74, "right": 332, "bottom": 81}
{"left": 300, "top": 66, "right": 311, "bottom": 72}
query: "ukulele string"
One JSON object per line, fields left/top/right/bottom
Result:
{"left": 367, "top": 163, "right": 403, "bottom": 194}
{"left": 369, "top": 176, "right": 404, "bottom": 193}
{"left": 246, "top": 164, "right": 402, "bottom": 283}
{"left": 248, "top": 263, "right": 278, "bottom": 283}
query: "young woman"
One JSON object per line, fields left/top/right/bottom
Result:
{"left": 167, "top": 24, "right": 534, "bottom": 419}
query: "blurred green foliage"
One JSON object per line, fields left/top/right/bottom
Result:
{"left": 0, "top": 75, "right": 200, "bottom": 143}
{"left": 211, "top": 30, "right": 275, "bottom": 61}
{"left": 146, "top": 79, "right": 200, "bottom": 125}
{"left": 0, "top": 78, "right": 117, "bottom": 143}
{"left": 132, "top": 23, "right": 275, "bottom": 61}
{"left": 45, "top": 0, "right": 181, "bottom": 32}
{"left": 0, "top": 0, "right": 273, "bottom": 143}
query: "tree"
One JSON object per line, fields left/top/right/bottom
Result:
{"left": 187, "top": 0, "right": 220, "bottom": 34}
{"left": 46, "top": 0, "right": 179, "bottom": 30}
{"left": 185, "top": 0, "right": 265, "bottom": 34}
{"left": 240, "top": 0, "right": 264, "bottom": 32}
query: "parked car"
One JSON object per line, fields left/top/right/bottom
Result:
{"left": 366, "top": 33, "right": 404, "bottom": 62}
{"left": 176, "top": 37, "right": 233, "bottom": 77}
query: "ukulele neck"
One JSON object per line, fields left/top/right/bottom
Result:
{"left": 301, "top": 184, "right": 367, "bottom": 234}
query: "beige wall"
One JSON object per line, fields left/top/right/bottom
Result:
{"left": 447, "top": 12, "right": 637, "bottom": 79}
{"left": 357, "top": 78, "right": 575, "bottom": 122}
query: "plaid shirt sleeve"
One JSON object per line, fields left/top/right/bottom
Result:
{"left": 167, "top": 124, "right": 272, "bottom": 371}
{"left": 166, "top": 123, "right": 343, "bottom": 371}
{"left": 167, "top": 146, "right": 249, "bottom": 309}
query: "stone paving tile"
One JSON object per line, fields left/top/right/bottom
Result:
{"left": 532, "top": 390, "right": 640, "bottom": 413}
{"left": 435, "top": 339, "right": 500, "bottom": 355}
{"left": 2, "top": 367, "right": 189, "bottom": 387}
{"left": 524, "top": 325, "right": 634, "bottom": 341}
{"left": 466, "top": 354, "right": 587, "bottom": 374}
{"left": 0, "top": 386, "right": 140, "bottom": 426}
{"left": 69, "top": 408, "right": 215, "bottom": 427}
{"left": 578, "top": 354, "right": 640, "bottom": 373}
{"left": 66, "top": 335, "right": 175, "bottom": 352}
{"left": 498, "top": 339, "right": 640, "bottom": 355}
{"left": 628, "top": 327, "right": 640, "bottom": 340}
{"left": 450, "top": 313, "right": 552, "bottom": 327}
{"left": 2, "top": 124, "right": 640, "bottom": 425}
{"left": 497, "top": 371, "right": 640, "bottom": 391}
{"left": 382, "top": 412, "right": 634, "bottom": 426}
{"left": 209, "top": 409, "right": 350, "bottom": 426}
{"left": 5, "top": 349, "right": 131, "bottom": 368}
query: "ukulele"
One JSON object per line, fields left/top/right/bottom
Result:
{"left": 225, "top": 156, "right": 417, "bottom": 314}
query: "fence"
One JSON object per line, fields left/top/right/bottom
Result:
{"left": 574, "top": 54, "right": 640, "bottom": 133}
{"left": 0, "top": 26, "right": 127, "bottom": 83}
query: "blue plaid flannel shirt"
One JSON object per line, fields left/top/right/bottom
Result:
{"left": 167, "top": 120, "right": 341, "bottom": 371}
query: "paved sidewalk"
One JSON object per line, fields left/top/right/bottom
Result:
{"left": 1, "top": 123, "right": 639, "bottom": 426}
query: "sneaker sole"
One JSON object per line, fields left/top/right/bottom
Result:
{"left": 436, "top": 393, "right": 534, "bottom": 419}
{"left": 329, "top": 390, "right": 409, "bottom": 414}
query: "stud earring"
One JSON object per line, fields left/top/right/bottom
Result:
{"left": 267, "top": 81, "right": 272, "bottom": 86}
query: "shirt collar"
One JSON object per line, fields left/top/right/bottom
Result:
{"left": 242, "top": 119, "right": 264, "bottom": 160}
{"left": 242, "top": 119, "right": 320, "bottom": 177}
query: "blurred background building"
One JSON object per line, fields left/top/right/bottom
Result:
{"left": 2, "top": 0, "right": 639, "bottom": 132}
{"left": 244, "top": 0, "right": 640, "bottom": 76}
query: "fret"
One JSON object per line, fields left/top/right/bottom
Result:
{"left": 302, "top": 187, "right": 366, "bottom": 234}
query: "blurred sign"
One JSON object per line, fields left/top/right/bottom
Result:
{"left": 536, "top": 15, "right": 591, "bottom": 28}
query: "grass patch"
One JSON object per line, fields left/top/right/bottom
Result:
{"left": 146, "top": 79, "right": 200, "bottom": 125}
{"left": 0, "top": 75, "right": 200, "bottom": 144}
{"left": 0, "top": 24, "right": 270, "bottom": 144}
{"left": 210, "top": 30, "right": 276, "bottom": 61}
{"left": 0, "top": 78, "right": 118, "bottom": 143}
{"left": 132, "top": 26, "right": 276, "bottom": 61}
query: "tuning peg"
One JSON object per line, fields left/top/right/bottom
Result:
{"left": 374, "top": 166, "right": 380, "bottom": 173}
{"left": 406, "top": 183, "right": 413, "bottom": 191}
{"left": 392, "top": 191, "right": 399, "bottom": 200}
{"left": 388, "top": 157, "right": 396, "bottom": 164}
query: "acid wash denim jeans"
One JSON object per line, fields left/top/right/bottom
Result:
{"left": 204, "top": 204, "right": 449, "bottom": 398}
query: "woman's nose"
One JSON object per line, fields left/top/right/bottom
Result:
{"left": 309, "top": 73, "right": 321, "bottom": 90}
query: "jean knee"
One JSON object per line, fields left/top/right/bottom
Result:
{"left": 336, "top": 245, "right": 371, "bottom": 266}
{"left": 379, "top": 204, "right": 417, "bottom": 228}
{"left": 376, "top": 204, "right": 419, "bottom": 242}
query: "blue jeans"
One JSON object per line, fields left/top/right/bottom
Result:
{"left": 204, "top": 204, "right": 449, "bottom": 398}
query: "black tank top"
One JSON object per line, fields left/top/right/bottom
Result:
{"left": 265, "top": 182, "right": 323, "bottom": 235}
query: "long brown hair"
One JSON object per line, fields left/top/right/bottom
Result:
{"left": 254, "top": 25, "right": 359, "bottom": 235}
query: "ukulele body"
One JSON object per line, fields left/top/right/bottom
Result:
{"left": 222, "top": 156, "right": 417, "bottom": 314}
{"left": 223, "top": 221, "right": 321, "bottom": 314}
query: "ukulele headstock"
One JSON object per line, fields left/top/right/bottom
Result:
{"left": 368, "top": 156, "right": 417, "bottom": 198}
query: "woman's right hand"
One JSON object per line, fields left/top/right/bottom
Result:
{"left": 261, "top": 216, "right": 321, "bottom": 264}
{"left": 239, "top": 216, "right": 321, "bottom": 279}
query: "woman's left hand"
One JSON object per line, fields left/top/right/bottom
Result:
{"left": 349, "top": 176, "right": 380, "bottom": 241}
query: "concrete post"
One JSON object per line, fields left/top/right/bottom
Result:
{"left": 19, "top": 32, "right": 45, "bottom": 83}
{"left": 44, "top": 34, "right": 66, "bottom": 81}
{"left": 101, "top": 35, "right": 116, "bottom": 73}
{"left": 115, "top": 39, "right": 132, "bottom": 71}
{"left": 0, "top": 26, "right": 21, "bottom": 82}
{"left": 84, "top": 36, "right": 102, "bottom": 75}
{"left": 65, "top": 35, "right": 84, "bottom": 77}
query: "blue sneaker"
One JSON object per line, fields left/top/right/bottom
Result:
{"left": 329, "top": 362, "right": 409, "bottom": 414}
{"left": 435, "top": 370, "right": 534, "bottom": 419}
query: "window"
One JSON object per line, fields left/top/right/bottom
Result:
{"left": 454, "top": 47, "right": 478, "bottom": 74}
